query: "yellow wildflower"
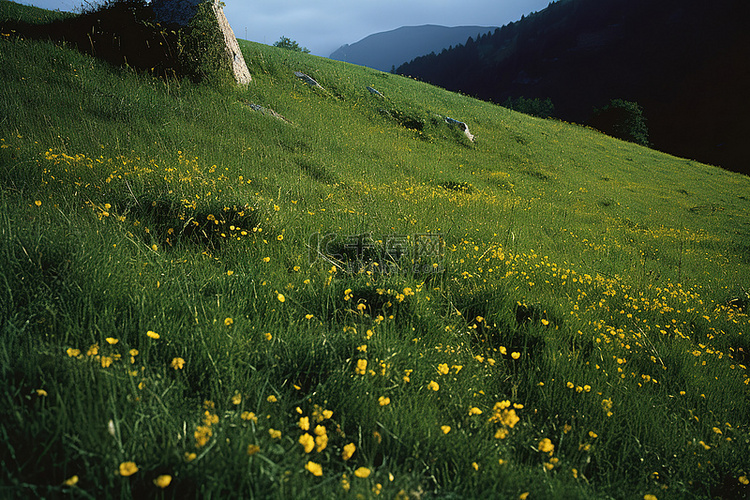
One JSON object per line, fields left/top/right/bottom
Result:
{"left": 170, "top": 357, "right": 185, "bottom": 370}
{"left": 246, "top": 444, "right": 260, "bottom": 456}
{"left": 268, "top": 428, "right": 281, "bottom": 439}
{"left": 224, "top": 317, "right": 234, "bottom": 326}
{"left": 342, "top": 443, "right": 356, "bottom": 460}
{"left": 241, "top": 411, "right": 257, "bottom": 422}
{"left": 428, "top": 380, "right": 440, "bottom": 391}
{"left": 299, "top": 416, "right": 310, "bottom": 431}
{"left": 538, "top": 438, "right": 555, "bottom": 455}
{"left": 494, "top": 428, "right": 509, "bottom": 439}
{"left": 118, "top": 461, "right": 138, "bottom": 477}
{"left": 63, "top": 475, "right": 79, "bottom": 486}
{"left": 315, "top": 432, "right": 328, "bottom": 452}
{"left": 153, "top": 475, "right": 172, "bottom": 488}
{"left": 468, "top": 407, "right": 482, "bottom": 416}
{"left": 354, "top": 467, "right": 371, "bottom": 478}
{"left": 277, "top": 293, "right": 285, "bottom": 303}
{"left": 500, "top": 409, "right": 520, "bottom": 428}
{"left": 378, "top": 396, "right": 391, "bottom": 406}
{"left": 299, "top": 433, "right": 315, "bottom": 453}
{"left": 66, "top": 348, "right": 80, "bottom": 357}
{"left": 194, "top": 425, "right": 212, "bottom": 446}
{"left": 146, "top": 331, "right": 160, "bottom": 339}
{"left": 441, "top": 425, "right": 451, "bottom": 434}
{"left": 105, "top": 337, "right": 118, "bottom": 345}
{"left": 355, "top": 359, "right": 368, "bottom": 375}
{"left": 437, "top": 363, "right": 449, "bottom": 375}
{"left": 305, "top": 461, "right": 323, "bottom": 477}
{"left": 267, "top": 395, "right": 278, "bottom": 403}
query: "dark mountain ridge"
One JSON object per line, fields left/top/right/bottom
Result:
{"left": 330, "top": 24, "right": 498, "bottom": 72}
{"left": 397, "top": 0, "right": 750, "bottom": 175}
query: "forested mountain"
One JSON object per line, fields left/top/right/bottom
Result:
{"left": 329, "top": 25, "right": 497, "bottom": 72}
{"left": 397, "top": 0, "right": 750, "bottom": 175}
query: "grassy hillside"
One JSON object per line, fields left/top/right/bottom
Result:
{"left": 1, "top": 2, "right": 750, "bottom": 498}
{"left": 397, "top": 0, "right": 750, "bottom": 176}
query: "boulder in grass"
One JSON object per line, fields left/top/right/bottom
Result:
{"left": 294, "top": 71, "right": 324, "bottom": 90}
{"left": 151, "top": 0, "right": 251, "bottom": 85}
{"left": 445, "top": 117, "right": 475, "bottom": 142}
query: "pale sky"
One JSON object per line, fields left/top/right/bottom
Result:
{"left": 15, "top": 0, "right": 552, "bottom": 56}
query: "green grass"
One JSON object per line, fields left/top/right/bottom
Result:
{"left": 2, "top": 2, "right": 750, "bottom": 498}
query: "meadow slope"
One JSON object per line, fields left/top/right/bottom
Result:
{"left": 1, "top": 3, "right": 750, "bottom": 498}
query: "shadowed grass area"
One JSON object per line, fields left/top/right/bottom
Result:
{"left": 1, "top": 2, "right": 750, "bottom": 498}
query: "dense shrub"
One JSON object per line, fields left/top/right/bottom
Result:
{"left": 590, "top": 98, "right": 650, "bottom": 146}
{"left": 501, "top": 96, "right": 555, "bottom": 118}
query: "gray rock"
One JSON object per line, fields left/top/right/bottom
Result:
{"left": 151, "top": 0, "right": 251, "bottom": 85}
{"left": 242, "top": 101, "right": 290, "bottom": 123}
{"left": 445, "top": 116, "right": 475, "bottom": 142}
{"left": 294, "top": 72, "right": 324, "bottom": 90}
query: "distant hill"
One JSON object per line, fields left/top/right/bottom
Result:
{"left": 329, "top": 24, "right": 497, "bottom": 72}
{"left": 397, "top": 0, "right": 750, "bottom": 175}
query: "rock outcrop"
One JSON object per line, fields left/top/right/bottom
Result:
{"left": 294, "top": 72, "right": 325, "bottom": 90}
{"left": 445, "top": 117, "right": 475, "bottom": 142}
{"left": 151, "top": 0, "right": 251, "bottom": 85}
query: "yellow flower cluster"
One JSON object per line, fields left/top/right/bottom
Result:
{"left": 488, "top": 400, "right": 522, "bottom": 440}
